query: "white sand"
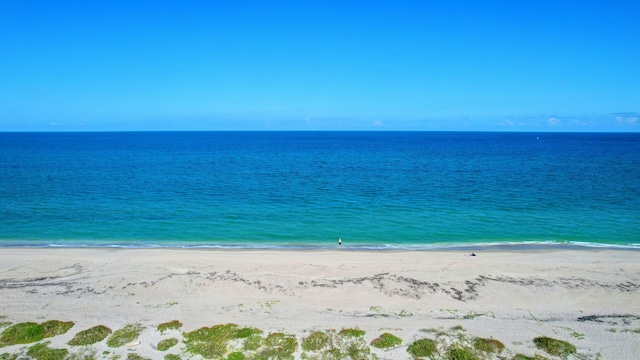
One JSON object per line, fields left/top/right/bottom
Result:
{"left": 0, "top": 248, "right": 639, "bottom": 359}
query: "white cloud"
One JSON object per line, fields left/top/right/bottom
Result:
{"left": 547, "top": 116, "right": 560, "bottom": 126}
{"left": 373, "top": 121, "right": 383, "bottom": 127}
{"left": 615, "top": 115, "right": 638, "bottom": 125}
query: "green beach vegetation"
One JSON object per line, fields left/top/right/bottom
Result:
{"left": 0, "top": 318, "right": 595, "bottom": 360}
{"left": 472, "top": 337, "right": 504, "bottom": 354}
{"left": 157, "top": 320, "right": 182, "bottom": 333}
{"left": 512, "top": 354, "right": 549, "bottom": 360}
{"left": 407, "top": 338, "right": 438, "bottom": 358}
{"left": 533, "top": 336, "right": 576, "bottom": 358}
{"left": 68, "top": 325, "right": 112, "bottom": 346}
{"left": 157, "top": 338, "right": 179, "bottom": 351}
{"left": 0, "top": 321, "right": 73, "bottom": 347}
{"left": 184, "top": 323, "right": 274, "bottom": 359}
{"left": 301, "top": 328, "right": 372, "bottom": 360}
{"left": 370, "top": 332, "right": 402, "bottom": 349}
{"left": 107, "top": 324, "right": 144, "bottom": 348}
{"left": 26, "top": 342, "right": 69, "bottom": 360}
{"left": 301, "top": 331, "right": 330, "bottom": 351}
{"left": 446, "top": 344, "right": 480, "bottom": 360}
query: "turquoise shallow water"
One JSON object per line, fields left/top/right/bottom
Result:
{"left": 1, "top": 131, "right": 639, "bottom": 249}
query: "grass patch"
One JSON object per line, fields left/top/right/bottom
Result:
{"left": 184, "top": 323, "right": 241, "bottom": 359}
{"left": 445, "top": 344, "right": 479, "bottom": 360}
{"left": 41, "top": 320, "right": 74, "bottom": 338}
{"left": 0, "top": 322, "right": 45, "bottom": 346}
{"left": 556, "top": 326, "right": 585, "bottom": 340}
{"left": 107, "top": 324, "right": 144, "bottom": 348}
{"left": 473, "top": 337, "right": 504, "bottom": 353}
{"left": 533, "top": 336, "right": 576, "bottom": 358}
{"left": 370, "top": 332, "right": 402, "bottom": 349}
{"left": 68, "top": 325, "right": 112, "bottom": 346}
{"left": 157, "top": 338, "right": 179, "bottom": 351}
{"left": 127, "top": 354, "right": 150, "bottom": 360}
{"left": 236, "top": 327, "right": 262, "bottom": 339}
{"left": 463, "top": 311, "right": 494, "bottom": 319}
{"left": 243, "top": 334, "right": 262, "bottom": 351}
{"left": 227, "top": 352, "right": 246, "bottom": 360}
{"left": 319, "top": 329, "right": 374, "bottom": 360}
{"left": 338, "top": 328, "right": 365, "bottom": 338}
{"left": 257, "top": 332, "right": 298, "bottom": 359}
{"left": 0, "top": 320, "right": 74, "bottom": 347}
{"left": 407, "top": 338, "right": 438, "bottom": 358}
{"left": 302, "top": 331, "right": 330, "bottom": 351}
{"left": 164, "top": 355, "right": 181, "bottom": 360}
{"left": 27, "top": 342, "right": 69, "bottom": 360}
{"left": 512, "top": 354, "right": 549, "bottom": 360}
{"left": 622, "top": 328, "right": 640, "bottom": 334}
{"left": 157, "top": 320, "right": 182, "bottom": 333}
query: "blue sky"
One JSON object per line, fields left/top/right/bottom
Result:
{"left": 1, "top": 1, "right": 638, "bottom": 131}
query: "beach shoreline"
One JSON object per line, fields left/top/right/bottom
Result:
{"left": 1, "top": 248, "right": 638, "bottom": 359}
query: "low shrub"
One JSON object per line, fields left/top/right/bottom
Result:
{"left": 157, "top": 320, "right": 182, "bottom": 333}
{"left": 302, "top": 331, "right": 330, "bottom": 351}
{"left": 157, "top": 338, "right": 179, "bottom": 351}
{"left": 407, "top": 338, "right": 437, "bottom": 358}
{"left": 533, "top": 336, "right": 576, "bottom": 357}
{"left": 370, "top": 333, "right": 402, "bottom": 349}
{"left": 473, "top": 337, "right": 504, "bottom": 353}
{"left": 27, "top": 342, "right": 69, "bottom": 360}
{"left": 107, "top": 324, "right": 144, "bottom": 348}
{"left": 68, "top": 325, "right": 112, "bottom": 346}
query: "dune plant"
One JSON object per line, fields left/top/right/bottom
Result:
{"left": 68, "top": 325, "right": 112, "bottom": 346}
{"left": 0, "top": 322, "right": 45, "bottom": 346}
{"left": 107, "top": 324, "right": 144, "bottom": 348}
{"left": 407, "top": 338, "right": 438, "bottom": 358}
{"left": 445, "top": 344, "right": 480, "bottom": 360}
{"left": 473, "top": 337, "right": 504, "bottom": 353}
{"left": 157, "top": 320, "right": 182, "bottom": 333}
{"left": 157, "top": 338, "right": 179, "bottom": 351}
{"left": 243, "top": 334, "right": 263, "bottom": 351}
{"left": 127, "top": 353, "right": 150, "bottom": 360}
{"left": 533, "top": 336, "right": 576, "bottom": 358}
{"left": 41, "top": 320, "right": 74, "bottom": 338}
{"left": 227, "top": 352, "right": 246, "bottom": 360}
{"left": 236, "top": 327, "right": 262, "bottom": 339}
{"left": 512, "top": 354, "right": 549, "bottom": 360}
{"left": 338, "top": 328, "right": 365, "bottom": 338}
{"left": 302, "top": 331, "right": 330, "bottom": 351}
{"left": 370, "top": 332, "right": 402, "bottom": 349}
{"left": 0, "top": 320, "right": 75, "bottom": 348}
{"left": 27, "top": 342, "right": 69, "bottom": 360}
{"left": 184, "top": 323, "right": 241, "bottom": 359}
{"left": 259, "top": 332, "right": 298, "bottom": 358}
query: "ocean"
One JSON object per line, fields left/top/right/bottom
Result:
{"left": 1, "top": 131, "right": 639, "bottom": 249}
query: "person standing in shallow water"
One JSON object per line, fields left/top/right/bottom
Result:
{"left": 338, "top": 238, "right": 342, "bottom": 246}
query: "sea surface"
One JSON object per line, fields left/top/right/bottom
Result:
{"left": 1, "top": 131, "right": 639, "bottom": 249}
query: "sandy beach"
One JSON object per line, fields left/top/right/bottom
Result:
{"left": 0, "top": 248, "right": 638, "bottom": 359}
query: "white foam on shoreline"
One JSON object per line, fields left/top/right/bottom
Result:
{"left": 1, "top": 239, "right": 639, "bottom": 251}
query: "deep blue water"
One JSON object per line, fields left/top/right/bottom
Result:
{"left": 1, "top": 131, "right": 639, "bottom": 248}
